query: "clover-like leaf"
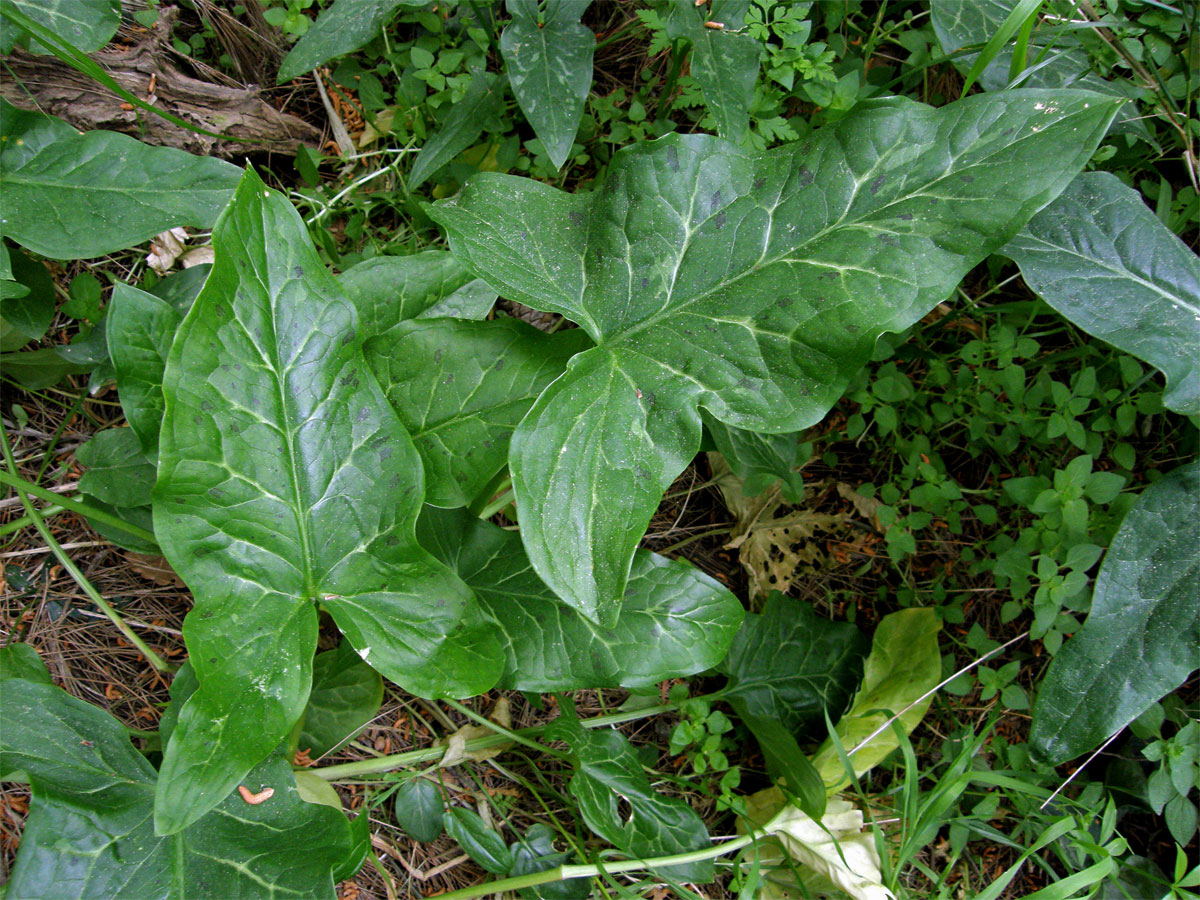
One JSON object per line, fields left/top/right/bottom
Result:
{"left": 154, "top": 167, "right": 502, "bottom": 835}
{"left": 501, "top": 0, "right": 595, "bottom": 170}
{"left": 431, "top": 90, "right": 1121, "bottom": 625}
{"left": 417, "top": 506, "right": 743, "bottom": 691}
{"left": 1001, "top": 172, "right": 1200, "bottom": 416}
{"left": 0, "top": 98, "right": 239, "bottom": 259}
{"left": 0, "top": 676, "right": 353, "bottom": 899}
{"left": 1030, "top": 461, "right": 1200, "bottom": 765}
{"left": 367, "top": 319, "right": 590, "bottom": 506}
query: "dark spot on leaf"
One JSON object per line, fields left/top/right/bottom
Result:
{"left": 753, "top": 176, "right": 766, "bottom": 190}
{"left": 898, "top": 213, "right": 913, "bottom": 221}
{"left": 878, "top": 234, "right": 900, "bottom": 247}
{"left": 1003, "top": 127, "right": 1015, "bottom": 136}
{"left": 192, "top": 415, "right": 203, "bottom": 425}
{"left": 568, "top": 210, "right": 586, "bottom": 227}
{"left": 379, "top": 445, "right": 393, "bottom": 462}
{"left": 845, "top": 322, "right": 860, "bottom": 334}
{"left": 665, "top": 144, "right": 679, "bottom": 172}
{"left": 776, "top": 297, "right": 793, "bottom": 308}
{"left": 960, "top": 174, "right": 975, "bottom": 183}
{"left": 819, "top": 271, "right": 838, "bottom": 281}
{"left": 444, "top": 373, "right": 455, "bottom": 385}
{"left": 797, "top": 165, "right": 814, "bottom": 187}
{"left": 341, "top": 330, "right": 356, "bottom": 346}
{"left": 356, "top": 407, "right": 370, "bottom": 423}
{"left": 521, "top": 230, "right": 529, "bottom": 240}
{"left": 215, "top": 304, "right": 227, "bottom": 317}
{"left": 339, "top": 372, "right": 357, "bottom": 387}
{"left": 254, "top": 327, "right": 263, "bottom": 341}
{"left": 385, "top": 535, "right": 400, "bottom": 546}
{"left": 292, "top": 266, "right": 304, "bottom": 278}
{"left": 683, "top": 329, "right": 692, "bottom": 335}
{"left": 869, "top": 175, "right": 886, "bottom": 195}
{"left": 709, "top": 190, "right": 722, "bottom": 212}
{"left": 234, "top": 363, "right": 242, "bottom": 371}
{"left": 435, "top": 597, "right": 446, "bottom": 609}
{"left": 641, "top": 276, "right": 649, "bottom": 289}
{"left": 714, "top": 211, "right": 726, "bottom": 229}
{"left": 201, "top": 401, "right": 213, "bottom": 412}
{"left": 207, "top": 488, "right": 224, "bottom": 499}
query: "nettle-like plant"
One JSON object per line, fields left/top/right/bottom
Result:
{"left": 7, "top": 67, "right": 1197, "bottom": 891}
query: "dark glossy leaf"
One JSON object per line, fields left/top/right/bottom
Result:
{"left": 367, "top": 319, "right": 590, "bottom": 506}
{"left": 0, "top": 677, "right": 352, "bottom": 899}
{"left": 547, "top": 710, "right": 713, "bottom": 882}
{"left": 0, "top": 642, "right": 51, "bottom": 684}
{"left": 107, "top": 284, "right": 184, "bottom": 458}
{"left": 0, "top": 0, "right": 119, "bottom": 54}
{"left": 0, "top": 98, "right": 239, "bottom": 259}
{"left": 418, "top": 506, "right": 744, "bottom": 691}
{"left": 0, "top": 247, "right": 55, "bottom": 351}
{"left": 82, "top": 498, "right": 158, "bottom": 554}
{"left": 153, "top": 168, "right": 502, "bottom": 835}
{"left": 338, "top": 250, "right": 495, "bottom": 336}
{"left": 665, "top": 0, "right": 760, "bottom": 143}
{"left": 720, "top": 593, "right": 869, "bottom": 733}
{"left": 0, "top": 345, "right": 97, "bottom": 389}
{"left": 1001, "top": 172, "right": 1200, "bottom": 416}
{"left": 511, "top": 824, "right": 589, "bottom": 900}
{"left": 333, "top": 810, "right": 373, "bottom": 883}
{"left": 501, "top": 0, "right": 594, "bottom": 169}
{"left": 930, "top": 0, "right": 1152, "bottom": 144}
{"left": 300, "top": 641, "right": 384, "bottom": 758}
{"left": 394, "top": 777, "right": 445, "bottom": 843}
{"left": 410, "top": 70, "right": 506, "bottom": 188}
{"left": 444, "top": 807, "right": 513, "bottom": 875}
{"left": 738, "top": 713, "right": 825, "bottom": 820}
{"left": 77, "top": 427, "right": 155, "bottom": 508}
{"left": 1031, "top": 462, "right": 1200, "bottom": 765}
{"left": 150, "top": 263, "right": 211, "bottom": 314}
{"left": 432, "top": 90, "right": 1119, "bottom": 626}
{"left": 277, "top": 0, "right": 429, "bottom": 83}
{"left": 706, "top": 416, "right": 807, "bottom": 502}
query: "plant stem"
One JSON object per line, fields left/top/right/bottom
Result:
{"left": 0, "top": 506, "right": 63, "bottom": 538}
{"left": 431, "top": 834, "right": 758, "bottom": 900}
{"left": 442, "top": 698, "right": 571, "bottom": 761}
{"left": 0, "top": 429, "right": 174, "bottom": 673}
{"left": 311, "top": 701, "right": 674, "bottom": 780}
{"left": 0, "top": 469, "right": 157, "bottom": 545}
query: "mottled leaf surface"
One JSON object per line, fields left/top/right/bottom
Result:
{"left": 0, "top": 98, "right": 239, "bottom": 259}
{"left": 300, "top": 641, "right": 384, "bottom": 758}
{"left": 0, "top": 0, "right": 119, "bottom": 54}
{"left": 431, "top": 90, "right": 1120, "bottom": 625}
{"left": 367, "top": 319, "right": 589, "bottom": 506}
{"left": 0, "top": 677, "right": 351, "bottom": 899}
{"left": 154, "top": 168, "right": 501, "bottom": 835}
{"left": 1002, "top": 172, "right": 1200, "bottom": 415}
{"left": 418, "top": 507, "right": 743, "bottom": 691}
{"left": 501, "top": 0, "right": 594, "bottom": 169}
{"left": 547, "top": 711, "right": 713, "bottom": 882}
{"left": 1031, "top": 462, "right": 1200, "bottom": 764}
{"left": 665, "top": 0, "right": 760, "bottom": 143}
{"left": 338, "top": 250, "right": 496, "bottom": 337}
{"left": 277, "top": 0, "right": 428, "bottom": 82}
{"left": 720, "top": 593, "right": 868, "bottom": 733}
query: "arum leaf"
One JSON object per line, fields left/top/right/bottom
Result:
{"left": 367, "top": 319, "right": 590, "bottom": 506}
{"left": 154, "top": 167, "right": 502, "bottom": 835}
{"left": 1030, "top": 461, "right": 1200, "bottom": 764}
{"left": 77, "top": 428, "right": 155, "bottom": 508}
{"left": 339, "top": 250, "right": 497, "bottom": 337}
{"left": 444, "top": 807, "right": 513, "bottom": 875}
{"left": 106, "top": 284, "right": 185, "bottom": 459}
{"left": 1001, "top": 172, "right": 1200, "bottom": 416}
{"left": 930, "top": 0, "right": 1152, "bottom": 145}
{"left": 500, "top": 0, "right": 594, "bottom": 169}
{"left": 706, "top": 415, "right": 808, "bottom": 502}
{"left": 418, "top": 506, "right": 744, "bottom": 692}
{"left": 277, "top": 0, "right": 429, "bottom": 83}
{"left": 720, "top": 593, "right": 869, "bottom": 733}
{"left": 0, "top": 642, "right": 51, "bottom": 684}
{"left": 394, "top": 778, "right": 444, "bottom": 843}
{"left": 431, "top": 90, "right": 1120, "bottom": 626}
{"left": 739, "top": 712, "right": 826, "bottom": 821}
{"left": 0, "top": 98, "right": 239, "bottom": 259}
{"left": 547, "top": 710, "right": 713, "bottom": 882}
{"left": 0, "top": 247, "right": 56, "bottom": 351}
{"left": 0, "top": 677, "right": 352, "bottom": 899}
{"left": 410, "top": 71, "right": 506, "bottom": 189}
{"left": 510, "top": 824, "right": 589, "bottom": 899}
{"left": 159, "top": 660, "right": 198, "bottom": 749}
{"left": 299, "top": 641, "right": 384, "bottom": 758}
{"left": 0, "top": 0, "right": 119, "bottom": 54}
{"left": 665, "top": 0, "right": 760, "bottom": 143}
{"left": 811, "top": 609, "right": 941, "bottom": 791}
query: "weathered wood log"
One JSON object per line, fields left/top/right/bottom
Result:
{"left": 0, "top": 6, "right": 320, "bottom": 158}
